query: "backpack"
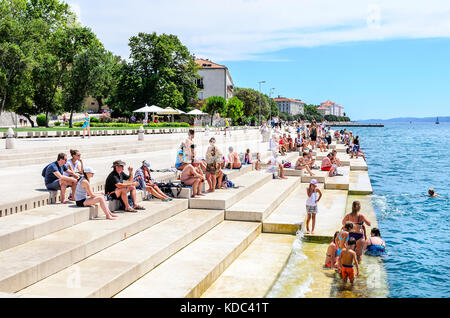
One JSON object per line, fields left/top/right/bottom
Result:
{"left": 283, "top": 162, "right": 291, "bottom": 168}
{"left": 226, "top": 180, "right": 235, "bottom": 188}
{"left": 42, "top": 164, "right": 50, "bottom": 177}
{"left": 156, "top": 182, "right": 182, "bottom": 198}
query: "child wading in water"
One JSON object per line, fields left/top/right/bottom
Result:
{"left": 339, "top": 237, "right": 359, "bottom": 286}
{"left": 325, "top": 231, "right": 339, "bottom": 269}
{"left": 305, "top": 179, "right": 322, "bottom": 234}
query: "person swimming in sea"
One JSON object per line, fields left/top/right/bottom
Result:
{"left": 364, "top": 228, "right": 386, "bottom": 257}
{"left": 427, "top": 188, "right": 442, "bottom": 198}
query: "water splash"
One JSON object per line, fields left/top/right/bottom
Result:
{"left": 266, "top": 230, "right": 313, "bottom": 298}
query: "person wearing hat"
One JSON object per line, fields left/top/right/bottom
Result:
{"left": 134, "top": 161, "right": 172, "bottom": 202}
{"left": 105, "top": 160, "right": 146, "bottom": 212}
{"left": 305, "top": 179, "right": 322, "bottom": 234}
{"left": 75, "top": 167, "right": 118, "bottom": 220}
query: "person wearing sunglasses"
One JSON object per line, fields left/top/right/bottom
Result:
{"left": 42, "top": 153, "right": 78, "bottom": 204}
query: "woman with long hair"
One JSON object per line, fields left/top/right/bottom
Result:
{"left": 75, "top": 167, "right": 118, "bottom": 220}
{"left": 342, "top": 201, "right": 372, "bottom": 261}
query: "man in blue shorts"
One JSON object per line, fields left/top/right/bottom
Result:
{"left": 43, "top": 153, "right": 78, "bottom": 203}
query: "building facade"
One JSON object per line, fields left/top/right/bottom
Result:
{"left": 195, "top": 59, "right": 234, "bottom": 101}
{"left": 319, "top": 100, "right": 344, "bottom": 116}
{"left": 274, "top": 96, "right": 305, "bottom": 115}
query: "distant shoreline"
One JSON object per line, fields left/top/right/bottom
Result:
{"left": 357, "top": 116, "right": 450, "bottom": 123}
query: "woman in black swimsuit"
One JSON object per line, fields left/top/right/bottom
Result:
{"left": 342, "top": 201, "right": 371, "bottom": 261}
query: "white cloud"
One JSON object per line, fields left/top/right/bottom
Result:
{"left": 66, "top": 0, "right": 450, "bottom": 61}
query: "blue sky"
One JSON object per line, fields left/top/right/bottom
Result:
{"left": 66, "top": 0, "right": 450, "bottom": 120}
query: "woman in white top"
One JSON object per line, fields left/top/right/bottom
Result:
{"left": 305, "top": 179, "right": 322, "bottom": 234}
{"left": 75, "top": 167, "right": 118, "bottom": 220}
{"left": 64, "top": 149, "right": 83, "bottom": 200}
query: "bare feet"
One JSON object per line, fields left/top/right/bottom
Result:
{"left": 106, "top": 215, "right": 117, "bottom": 220}
{"left": 280, "top": 176, "right": 288, "bottom": 179}
{"left": 62, "top": 201, "right": 71, "bottom": 204}
{"left": 110, "top": 213, "right": 119, "bottom": 217}
{"left": 198, "top": 193, "right": 206, "bottom": 196}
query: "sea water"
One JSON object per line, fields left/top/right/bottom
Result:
{"left": 268, "top": 123, "right": 450, "bottom": 298}
{"left": 350, "top": 123, "right": 450, "bottom": 298}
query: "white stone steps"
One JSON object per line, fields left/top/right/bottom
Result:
{"left": 17, "top": 209, "right": 223, "bottom": 298}
{"left": 188, "top": 171, "right": 272, "bottom": 210}
{"left": 225, "top": 177, "right": 300, "bottom": 222}
{"left": 114, "top": 220, "right": 261, "bottom": 298}
{"left": 0, "top": 199, "right": 188, "bottom": 293}
{"left": 263, "top": 183, "right": 309, "bottom": 234}
{"left": 0, "top": 204, "right": 97, "bottom": 252}
{"left": 201, "top": 233, "right": 295, "bottom": 298}
{"left": 349, "top": 157, "right": 368, "bottom": 171}
{"left": 324, "top": 166, "right": 350, "bottom": 190}
{"left": 349, "top": 171, "right": 373, "bottom": 194}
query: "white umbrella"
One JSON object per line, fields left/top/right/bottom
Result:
{"left": 175, "top": 108, "right": 186, "bottom": 114}
{"left": 133, "top": 104, "right": 164, "bottom": 123}
{"left": 187, "top": 109, "right": 207, "bottom": 115}
{"left": 157, "top": 107, "right": 182, "bottom": 123}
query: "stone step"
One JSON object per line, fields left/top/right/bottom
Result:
{"left": 324, "top": 166, "right": 350, "bottom": 190}
{"left": 0, "top": 199, "right": 188, "bottom": 293}
{"left": 115, "top": 220, "right": 261, "bottom": 298}
{"left": 315, "top": 151, "right": 350, "bottom": 166}
{"left": 188, "top": 171, "right": 273, "bottom": 210}
{"left": 302, "top": 170, "right": 328, "bottom": 183}
{"left": 201, "top": 233, "right": 295, "bottom": 298}
{"left": 225, "top": 177, "right": 300, "bottom": 222}
{"left": 0, "top": 139, "right": 267, "bottom": 217}
{"left": 0, "top": 204, "right": 98, "bottom": 252}
{"left": 17, "top": 209, "right": 223, "bottom": 298}
{"left": 263, "top": 183, "right": 309, "bottom": 234}
{"left": 349, "top": 171, "right": 373, "bottom": 195}
{"left": 349, "top": 157, "right": 368, "bottom": 171}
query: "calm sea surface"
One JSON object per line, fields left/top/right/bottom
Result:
{"left": 344, "top": 123, "right": 450, "bottom": 298}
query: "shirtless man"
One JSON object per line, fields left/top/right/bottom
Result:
{"left": 295, "top": 152, "right": 315, "bottom": 176}
{"left": 321, "top": 153, "right": 339, "bottom": 177}
{"left": 180, "top": 163, "right": 205, "bottom": 198}
{"left": 339, "top": 237, "right": 359, "bottom": 286}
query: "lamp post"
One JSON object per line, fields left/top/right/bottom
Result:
{"left": 269, "top": 88, "right": 275, "bottom": 124}
{"left": 258, "top": 80, "right": 266, "bottom": 125}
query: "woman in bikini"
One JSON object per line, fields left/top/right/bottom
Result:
{"left": 342, "top": 201, "right": 371, "bottom": 262}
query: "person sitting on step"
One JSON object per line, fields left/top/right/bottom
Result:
{"left": 75, "top": 167, "right": 118, "bottom": 220}
{"left": 43, "top": 153, "right": 78, "bottom": 204}
{"left": 134, "top": 161, "right": 172, "bottom": 202}
{"left": 105, "top": 160, "right": 146, "bottom": 212}
{"left": 226, "top": 146, "right": 242, "bottom": 169}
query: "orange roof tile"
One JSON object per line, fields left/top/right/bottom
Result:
{"left": 195, "top": 59, "right": 227, "bottom": 69}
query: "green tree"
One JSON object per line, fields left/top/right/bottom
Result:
{"left": 225, "top": 96, "right": 244, "bottom": 122}
{"left": 203, "top": 96, "right": 227, "bottom": 117}
{"left": 304, "top": 104, "right": 324, "bottom": 122}
{"left": 89, "top": 50, "right": 122, "bottom": 112}
{"left": 63, "top": 46, "right": 110, "bottom": 127}
{"left": 109, "top": 32, "right": 198, "bottom": 115}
